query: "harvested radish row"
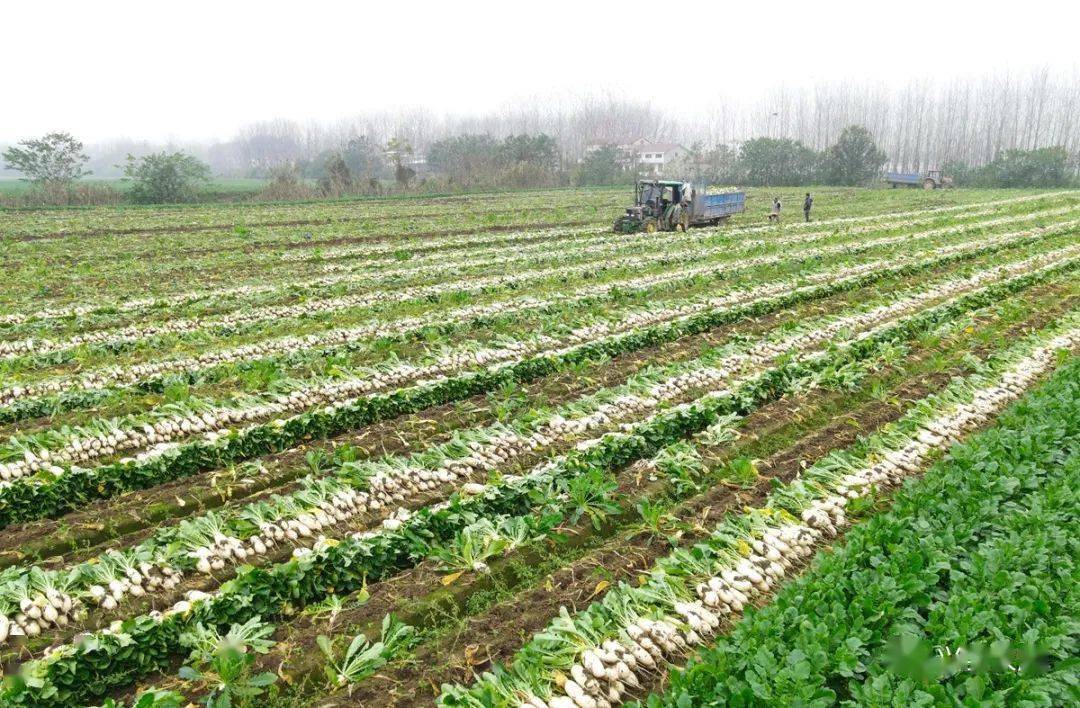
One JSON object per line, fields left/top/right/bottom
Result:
{"left": 0, "top": 188, "right": 1077, "bottom": 708}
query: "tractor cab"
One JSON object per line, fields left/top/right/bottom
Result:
{"left": 614, "top": 179, "right": 692, "bottom": 233}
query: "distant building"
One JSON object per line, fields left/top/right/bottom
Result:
{"left": 584, "top": 138, "right": 689, "bottom": 175}
{"left": 632, "top": 141, "right": 688, "bottom": 175}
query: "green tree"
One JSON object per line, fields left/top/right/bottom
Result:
{"left": 494, "top": 134, "right": 560, "bottom": 188}
{"left": 318, "top": 153, "right": 354, "bottom": 195}
{"left": 495, "top": 134, "right": 558, "bottom": 170}
{"left": 122, "top": 151, "right": 211, "bottom": 204}
{"left": 982, "top": 146, "right": 1074, "bottom": 187}
{"left": 823, "top": 125, "right": 887, "bottom": 185}
{"left": 341, "top": 135, "right": 382, "bottom": 177}
{"left": 703, "top": 144, "right": 741, "bottom": 184}
{"left": 385, "top": 137, "right": 415, "bottom": 189}
{"left": 426, "top": 134, "right": 499, "bottom": 182}
{"left": 2, "top": 132, "right": 91, "bottom": 186}
{"left": 260, "top": 162, "right": 315, "bottom": 200}
{"left": 574, "top": 145, "right": 624, "bottom": 186}
{"left": 738, "top": 137, "right": 819, "bottom": 186}
{"left": 941, "top": 160, "right": 981, "bottom": 187}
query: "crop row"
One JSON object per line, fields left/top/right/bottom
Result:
{"left": 1, "top": 187, "right": 627, "bottom": 239}
{"left": 177, "top": 275, "right": 1078, "bottom": 707}
{"left": 438, "top": 323, "right": 1079, "bottom": 707}
{"left": 8, "top": 202, "right": 1069, "bottom": 359}
{"left": 652, "top": 350, "right": 1080, "bottom": 707}
{"left": 3, "top": 206, "right": 1073, "bottom": 396}
{"left": 4, "top": 231, "right": 1076, "bottom": 481}
{"left": 1, "top": 251, "right": 1039, "bottom": 650}
{"left": 279, "top": 189, "right": 1078, "bottom": 265}
{"left": 11, "top": 234, "right": 1064, "bottom": 470}
{"left": 0, "top": 224, "right": 587, "bottom": 327}
{"left": 0, "top": 230, "right": 1061, "bottom": 524}
{"left": 0, "top": 211, "right": 979, "bottom": 406}
{"left": 2, "top": 193, "right": 1070, "bottom": 342}
{"left": 0, "top": 206, "right": 923, "bottom": 375}
{"left": 279, "top": 196, "right": 1031, "bottom": 267}
{"left": 0, "top": 266, "right": 1020, "bottom": 706}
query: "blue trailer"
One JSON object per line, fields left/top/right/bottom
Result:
{"left": 695, "top": 190, "right": 747, "bottom": 222}
{"left": 884, "top": 170, "right": 952, "bottom": 189}
{"left": 613, "top": 180, "right": 746, "bottom": 233}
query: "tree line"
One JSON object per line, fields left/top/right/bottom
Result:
{"left": 205, "top": 69, "right": 1080, "bottom": 178}
{"left": 3, "top": 126, "right": 1073, "bottom": 207}
{"left": 3, "top": 68, "right": 1078, "bottom": 204}
{"left": 1, "top": 135, "right": 212, "bottom": 205}
{"left": 662, "top": 130, "right": 1074, "bottom": 189}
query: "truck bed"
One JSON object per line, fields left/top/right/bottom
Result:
{"left": 885, "top": 172, "right": 921, "bottom": 184}
{"left": 698, "top": 192, "right": 746, "bottom": 221}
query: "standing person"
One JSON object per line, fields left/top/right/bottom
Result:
{"left": 768, "top": 197, "right": 782, "bottom": 222}
{"left": 803, "top": 192, "right": 813, "bottom": 222}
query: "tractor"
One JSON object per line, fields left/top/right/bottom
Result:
{"left": 613, "top": 179, "right": 745, "bottom": 233}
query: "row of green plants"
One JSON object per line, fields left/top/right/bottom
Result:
{"left": 649, "top": 352, "right": 1080, "bottom": 707}
{"left": 226, "top": 281, "right": 1078, "bottom": 706}
{"left": 9, "top": 220, "right": 1064, "bottom": 455}
{"left": 9, "top": 225, "right": 609, "bottom": 323}
{"left": 6, "top": 202, "right": 1072, "bottom": 410}
{"left": 5, "top": 199, "right": 1020, "bottom": 358}
{"left": 437, "top": 308, "right": 1078, "bottom": 707}
{"left": 0, "top": 207, "right": 895, "bottom": 366}
{"left": 10, "top": 189, "right": 1046, "bottom": 315}
{"left": 3, "top": 258, "right": 1004, "bottom": 645}
{"left": 1, "top": 180, "right": 624, "bottom": 236}
{"left": 4, "top": 192, "right": 1071, "bottom": 326}
{"left": 0, "top": 232, "right": 1056, "bottom": 528}
{"left": 1, "top": 206, "right": 955, "bottom": 403}
{"left": 0, "top": 275, "right": 1019, "bottom": 706}
{"left": 0, "top": 204, "right": 624, "bottom": 313}
{"left": 93, "top": 285, "right": 1080, "bottom": 708}
{"left": 1, "top": 191, "right": 1067, "bottom": 335}
{"left": 288, "top": 194, "right": 1041, "bottom": 267}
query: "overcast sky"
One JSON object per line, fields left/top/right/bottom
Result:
{"left": 4, "top": 0, "right": 1077, "bottom": 143}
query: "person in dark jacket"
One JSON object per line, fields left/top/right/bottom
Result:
{"left": 803, "top": 193, "right": 813, "bottom": 222}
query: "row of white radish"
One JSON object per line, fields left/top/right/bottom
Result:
{"left": 307, "top": 201, "right": 1010, "bottom": 277}
{"left": 1, "top": 239, "right": 890, "bottom": 406}
{"left": 2, "top": 210, "right": 1065, "bottom": 419}
{"left": 0, "top": 244, "right": 918, "bottom": 477}
{"left": 3, "top": 230, "right": 1072, "bottom": 491}
{"left": 283, "top": 190, "right": 1076, "bottom": 265}
{"left": 2, "top": 203, "right": 1073, "bottom": 361}
{"left": 20, "top": 310, "right": 1074, "bottom": 693}
{"left": 2, "top": 229, "right": 1052, "bottom": 483}
{"left": 8, "top": 257, "right": 1060, "bottom": 652}
{"left": 509, "top": 326, "right": 1080, "bottom": 708}
{"left": 150, "top": 315, "right": 1076, "bottom": 705}
{"left": 1, "top": 191, "right": 1071, "bottom": 340}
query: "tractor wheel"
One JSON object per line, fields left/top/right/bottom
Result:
{"left": 923, "top": 178, "right": 936, "bottom": 190}
{"left": 674, "top": 221, "right": 685, "bottom": 232}
{"left": 645, "top": 221, "right": 658, "bottom": 234}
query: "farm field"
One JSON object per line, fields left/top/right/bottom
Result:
{"left": 0, "top": 186, "right": 1077, "bottom": 707}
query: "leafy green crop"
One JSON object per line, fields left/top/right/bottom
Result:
{"left": 650, "top": 356, "right": 1080, "bottom": 707}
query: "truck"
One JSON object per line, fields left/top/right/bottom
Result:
{"left": 884, "top": 169, "right": 953, "bottom": 190}
{"left": 613, "top": 179, "right": 746, "bottom": 233}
